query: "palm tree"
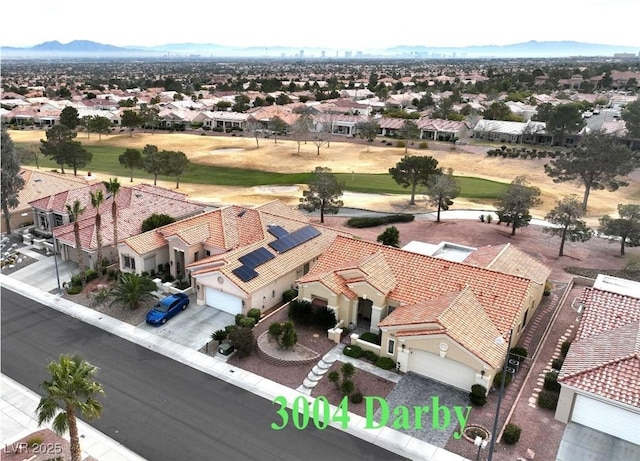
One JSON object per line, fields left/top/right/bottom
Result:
{"left": 104, "top": 178, "right": 121, "bottom": 260}
{"left": 90, "top": 189, "right": 105, "bottom": 268}
{"left": 36, "top": 354, "right": 104, "bottom": 461}
{"left": 65, "top": 199, "right": 86, "bottom": 277}
{"left": 109, "top": 272, "right": 157, "bottom": 310}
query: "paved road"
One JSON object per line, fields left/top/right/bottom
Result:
{"left": 1, "top": 288, "right": 406, "bottom": 461}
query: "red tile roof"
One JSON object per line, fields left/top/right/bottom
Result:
{"left": 298, "top": 235, "right": 535, "bottom": 334}
{"left": 559, "top": 287, "right": 640, "bottom": 408}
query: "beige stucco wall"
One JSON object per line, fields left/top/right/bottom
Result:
{"left": 555, "top": 385, "right": 576, "bottom": 423}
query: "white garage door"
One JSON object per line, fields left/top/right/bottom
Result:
{"left": 205, "top": 287, "right": 242, "bottom": 315}
{"left": 572, "top": 394, "right": 640, "bottom": 445}
{"left": 409, "top": 349, "right": 476, "bottom": 391}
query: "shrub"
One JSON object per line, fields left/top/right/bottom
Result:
{"left": 510, "top": 346, "right": 528, "bottom": 359}
{"left": 396, "top": 140, "right": 406, "bottom": 148}
{"left": 84, "top": 268, "right": 99, "bottom": 282}
{"left": 359, "top": 332, "right": 381, "bottom": 345}
{"left": 376, "top": 357, "right": 396, "bottom": 370}
{"left": 343, "top": 345, "right": 363, "bottom": 359}
{"left": 280, "top": 321, "right": 298, "bottom": 350}
{"left": 551, "top": 358, "right": 564, "bottom": 370}
{"left": 27, "top": 435, "right": 44, "bottom": 446}
{"left": 288, "top": 299, "right": 313, "bottom": 324}
{"left": 247, "top": 308, "right": 261, "bottom": 324}
{"left": 70, "top": 274, "right": 84, "bottom": 288}
{"left": 235, "top": 313, "right": 245, "bottom": 325}
{"left": 327, "top": 371, "right": 340, "bottom": 388}
{"left": 229, "top": 326, "right": 254, "bottom": 358}
{"left": 479, "top": 214, "right": 485, "bottom": 222}
{"left": 346, "top": 214, "right": 414, "bottom": 228}
{"left": 544, "top": 281, "right": 552, "bottom": 296}
{"left": 538, "top": 390, "right": 559, "bottom": 409}
{"left": 141, "top": 271, "right": 149, "bottom": 277}
{"left": 544, "top": 372, "right": 561, "bottom": 392}
{"left": 268, "top": 322, "right": 283, "bottom": 338}
{"left": 363, "top": 350, "right": 378, "bottom": 362}
{"left": 350, "top": 391, "right": 363, "bottom": 403}
{"left": 67, "top": 285, "right": 83, "bottom": 295}
{"left": 313, "top": 305, "right": 337, "bottom": 331}
{"left": 418, "top": 141, "right": 429, "bottom": 149}
{"left": 340, "top": 379, "right": 355, "bottom": 396}
{"left": 282, "top": 288, "right": 298, "bottom": 303}
{"left": 561, "top": 341, "right": 571, "bottom": 357}
{"left": 486, "top": 214, "right": 493, "bottom": 223}
{"left": 224, "top": 324, "right": 236, "bottom": 335}
{"left": 211, "top": 329, "right": 228, "bottom": 343}
{"left": 238, "top": 316, "right": 256, "bottom": 329}
{"left": 164, "top": 273, "right": 175, "bottom": 283}
{"left": 377, "top": 226, "right": 400, "bottom": 247}
{"left": 503, "top": 423, "right": 521, "bottom": 444}
{"left": 469, "top": 384, "right": 487, "bottom": 406}
{"left": 493, "top": 370, "right": 512, "bottom": 387}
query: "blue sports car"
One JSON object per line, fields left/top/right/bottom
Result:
{"left": 145, "top": 293, "right": 190, "bottom": 325}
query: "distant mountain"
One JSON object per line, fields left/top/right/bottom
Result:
{"left": 1, "top": 39, "right": 638, "bottom": 59}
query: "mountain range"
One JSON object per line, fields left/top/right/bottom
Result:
{"left": 1, "top": 39, "right": 639, "bottom": 59}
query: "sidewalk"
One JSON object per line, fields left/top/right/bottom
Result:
{"left": 1, "top": 374, "right": 146, "bottom": 461}
{"left": 0, "top": 274, "right": 468, "bottom": 461}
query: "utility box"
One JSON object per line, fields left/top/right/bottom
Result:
{"left": 218, "top": 343, "right": 235, "bottom": 356}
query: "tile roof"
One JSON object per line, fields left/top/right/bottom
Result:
{"left": 558, "top": 287, "right": 640, "bottom": 408}
{"left": 11, "top": 168, "right": 89, "bottom": 213}
{"left": 53, "top": 184, "right": 205, "bottom": 250}
{"left": 297, "top": 236, "right": 535, "bottom": 334}
{"left": 463, "top": 243, "right": 551, "bottom": 285}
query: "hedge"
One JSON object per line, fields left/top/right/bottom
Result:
{"left": 503, "top": 423, "right": 521, "bottom": 444}
{"left": 346, "top": 214, "right": 415, "bottom": 228}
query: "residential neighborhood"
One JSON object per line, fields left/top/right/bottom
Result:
{"left": 2, "top": 50, "right": 640, "bottom": 461}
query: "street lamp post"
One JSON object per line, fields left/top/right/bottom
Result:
{"left": 52, "top": 235, "right": 62, "bottom": 295}
{"left": 487, "top": 329, "right": 513, "bottom": 461}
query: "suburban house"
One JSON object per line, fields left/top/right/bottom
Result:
{"left": 555, "top": 275, "right": 640, "bottom": 458}
{"left": 416, "top": 118, "right": 472, "bottom": 142}
{"left": 473, "top": 119, "right": 553, "bottom": 145}
{"left": 29, "top": 183, "right": 206, "bottom": 269}
{"left": 118, "top": 200, "right": 348, "bottom": 316}
{"left": 191, "top": 111, "right": 249, "bottom": 131}
{"left": 296, "top": 237, "right": 551, "bottom": 392}
{"left": 1, "top": 168, "right": 90, "bottom": 234}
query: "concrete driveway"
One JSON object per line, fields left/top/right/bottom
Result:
{"left": 137, "top": 300, "right": 235, "bottom": 350}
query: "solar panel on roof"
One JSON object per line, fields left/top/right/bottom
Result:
{"left": 239, "top": 247, "right": 275, "bottom": 268}
{"left": 232, "top": 265, "right": 259, "bottom": 282}
{"left": 267, "top": 225, "right": 289, "bottom": 239}
{"left": 268, "top": 225, "right": 321, "bottom": 253}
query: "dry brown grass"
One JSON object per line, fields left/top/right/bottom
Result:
{"left": 10, "top": 130, "right": 639, "bottom": 224}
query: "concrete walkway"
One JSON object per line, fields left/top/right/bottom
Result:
{"left": 1, "top": 274, "right": 468, "bottom": 461}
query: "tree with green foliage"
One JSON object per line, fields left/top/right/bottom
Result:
{"left": 119, "top": 148, "right": 143, "bottom": 182}
{"left": 483, "top": 101, "right": 518, "bottom": 121}
{"left": 546, "top": 103, "right": 584, "bottom": 146}
{"left": 160, "top": 150, "right": 189, "bottom": 188}
{"left": 599, "top": 204, "right": 640, "bottom": 255}
{"left": 543, "top": 195, "right": 592, "bottom": 256}
{"left": 389, "top": 155, "right": 442, "bottom": 206}
{"left": 533, "top": 103, "right": 554, "bottom": 122}
{"left": 59, "top": 106, "right": 81, "bottom": 130}
{"left": 65, "top": 199, "right": 87, "bottom": 277}
{"left": 36, "top": 354, "right": 104, "bottom": 461}
{"left": 1, "top": 130, "right": 26, "bottom": 234}
{"left": 622, "top": 100, "right": 640, "bottom": 139}
{"left": 544, "top": 133, "right": 639, "bottom": 212}
{"left": 229, "top": 327, "right": 254, "bottom": 358}
{"left": 90, "top": 189, "right": 105, "bottom": 266}
{"left": 397, "top": 120, "right": 420, "bottom": 153}
{"left": 109, "top": 273, "right": 157, "bottom": 310}
{"left": 139, "top": 105, "right": 160, "bottom": 133}
{"left": 64, "top": 141, "right": 92, "bottom": 176}
{"left": 300, "top": 166, "right": 344, "bottom": 223}
{"left": 88, "top": 115, "right": 112, "bottom": 140}
{"left": 233, "top": 94, "right": 251, "bottom": 113}
{"left": 495, "top": 176, "right": 542, "bottom": 236}
{"left": 426, "top": 168, "right": 460, "bottom": 222}
{"left": 356, "top": 117, "right": 380, "bottom": 150}
{"left": 40, "top": 125, "right": 77, "bottom": 174}
{"left": 142, "top": 144, "right": 162, "bottom": 185}
{"left": 104, "top": 178, "right": 121, "bottom": 252}
{"left": 377, "top": 226, "right": 400, "bottom": 247}
{"left": 121, "top": 110, "right": 142, "bottom": 137}
{"left": 141, "top": 213, "right": 176, "bottom": 232}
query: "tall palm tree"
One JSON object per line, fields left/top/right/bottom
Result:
{"left": 65, "top": 199, "right": 86, "bottom": 277}
{"left": 90, "top": 189, "right": 105, "bottom": 268}
{"left": 104, "top": 178, "right": 121, "bottom": 260}
{"left": 36, "top": 354, "right": 105, "bottom": 461}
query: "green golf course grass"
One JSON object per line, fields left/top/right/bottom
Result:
{"left": 16, "top": 142, "right": 508, "bottom": 199}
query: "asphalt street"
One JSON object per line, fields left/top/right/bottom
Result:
{"left": 1, "top": 288, "right": 406, "bottom": 461}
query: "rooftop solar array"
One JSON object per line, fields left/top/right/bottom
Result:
{"left": 267, "top": 225, "right": 289, "bottom": 239}
{"left": 239, "top": 247, "right": 275, "bottom": 268}
{"left": 269, "top": 225, "right": 321, "bottom": 254}
{"left": 232, "top": 265, "right": 259, "bottom": 282}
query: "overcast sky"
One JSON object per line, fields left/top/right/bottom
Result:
{"left": 3, "top": 0, "right": 639, "bottom": 49}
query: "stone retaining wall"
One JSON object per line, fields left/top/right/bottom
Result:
{"left": 256, "top": 332, "right": 320, "bottom": 367}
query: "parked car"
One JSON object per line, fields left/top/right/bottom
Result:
{"left": 145, "top": 293, "right": 190, "bottom": 325}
